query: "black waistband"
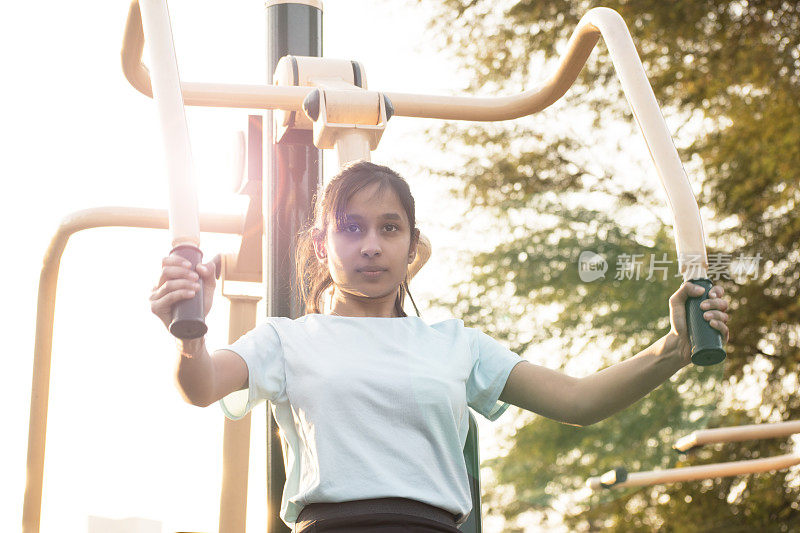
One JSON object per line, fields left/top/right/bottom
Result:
{"left": 296, "top": 497, "right": 458, "bottom": 526}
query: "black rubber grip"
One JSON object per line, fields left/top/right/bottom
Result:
{"left": 685, "top": 277, "right": 726, "bottom": 366}
{"left": 600, "top": 466, "right": 628, "bottom": 488}
{"left": 169, "top": 244, "right": 208, "bottom": 340}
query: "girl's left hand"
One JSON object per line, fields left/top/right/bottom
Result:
{"left": 667, "top": 281, "right": 730, "bottom": 366}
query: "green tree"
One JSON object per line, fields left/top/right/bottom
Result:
{"left": 417, "top": 0, "right": 800, "bottom": 529}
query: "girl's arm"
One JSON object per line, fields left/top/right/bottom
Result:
{"left": 499, "top": 361, "right": 584, "bottom": 425}
{"left": 151, "top": 254, "right": 247, "bottom": 407}
{"left": 568, "top": 332, "right": 684, "bottom": 425}
{"left": 174, "top": 338, "right": 248, "bottom": 407}
{"left": 500, "top": 281, "right": 730, "bottom": 426}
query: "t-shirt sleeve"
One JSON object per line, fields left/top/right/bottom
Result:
{"left": 218, "top": 320, "right": 287, "bottom": 421}
{"left": 465, "top": 326, "right": 525, "bottom": 421}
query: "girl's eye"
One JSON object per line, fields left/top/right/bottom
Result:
{"left": 340, "top": 223, "right": 399, "bottom": 233}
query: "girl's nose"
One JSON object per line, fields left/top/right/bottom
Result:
{"left": 361, "top": 232, "right": 382, "bottom": 257}
{"left": 361, "top": 244, "right": 382, "bottom": 257}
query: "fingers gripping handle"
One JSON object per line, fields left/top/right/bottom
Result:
{"left": 169, "top": 244, "right": 208, "bottom": 339}
{"left": 685, "top": 278, "right": 726, "bottom": 366}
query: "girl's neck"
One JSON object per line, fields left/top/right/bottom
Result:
{"left": 328, "top": 307, "right": 398, "bottom": 318}
{"left": 329, "top": 287, "right": 399, "bottom": 318}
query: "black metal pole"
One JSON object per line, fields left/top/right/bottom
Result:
{"left": 264, "top": 2, "right": 322, "bottom": 532}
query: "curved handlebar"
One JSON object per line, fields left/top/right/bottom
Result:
{"left": 122, "top": 0, "right": 604, "bottom": 121}
{"left": 123, "top": 0, "right": 310, "bottom": 110}
{"left": 121, "top": 0, "right": 713, "bottom": 284}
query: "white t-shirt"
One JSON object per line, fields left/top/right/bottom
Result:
{"left": 219, "top": 314, "right": 525, "bottom": 528}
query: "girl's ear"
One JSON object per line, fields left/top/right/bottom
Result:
{"left": 313, "top": 240, "right": 327, "bottom": 261}
{"left": 408, "top": 228, "right": 420, "bottom": 263}
{"left": 313, "top": 231, "right": 327, "bottom": 263}
{"left": 314, "top": 239, "right": 328, "bottom": 264}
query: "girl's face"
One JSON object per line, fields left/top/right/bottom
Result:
{"left": 314, "top": 182, "right": 419, "bottom": 305}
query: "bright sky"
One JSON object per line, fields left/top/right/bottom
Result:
{"left": 1, "top": 1, "right": 523, "bottom": 532}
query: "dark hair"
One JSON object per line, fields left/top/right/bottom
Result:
{"left": 294, "top": 160, "right": 421, "bottom": 317}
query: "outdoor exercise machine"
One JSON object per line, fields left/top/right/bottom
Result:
{"left": 24, "top": 1, "right": 728, "bottom": 532}
{"left": 586, "top": 420, "right": 800, "bottom": 490}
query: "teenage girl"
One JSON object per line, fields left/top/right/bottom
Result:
{"left": 150, "top": 161, "right": 731, "bottom": 532}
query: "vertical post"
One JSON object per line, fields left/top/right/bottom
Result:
{"left": 219, "top": 296, "right": 260, "bottom": 533}
{"left": 264, "top": 2, "right": 323, "bottom": 531}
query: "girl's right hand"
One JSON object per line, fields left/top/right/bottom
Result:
{"left": 150, "top": 253, "right": 217, "bottom": 331}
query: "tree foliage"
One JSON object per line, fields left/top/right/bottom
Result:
{"left": 417, "top": 0, "right": 800, "bottom": 529}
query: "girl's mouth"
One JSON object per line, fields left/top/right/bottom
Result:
{"left": 360, "top": 270, "right": 386, "bottom": 278}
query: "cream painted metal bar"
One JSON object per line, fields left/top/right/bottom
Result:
{"left": 22, "top": 208, "right": 244, "bottom": 533}
{"left": 674, "top": 421, "right": 800, "bottom": 452}
{"left": 218, "top": 302, "right": 257, "bottom": 533}
{"left": 218, "top": 253, "right": 262, "bottom": 533}
{"left": 138, "top": 0, "right": 200, "bottom": 247}
{"left": 122, "top": 1, "right": 311, "bottom": 109}
{"left": 138, "top": 0, "right": 208, "bottom": 339}
{"left": 121, "top": 2, "right": 596, "bottom": 120}
{"left": 586, "top": 453, "right": 800, "bottom": 490}
{"left": 124, "top": 1, "right": 711, "bottom": 283}
{"left": 121, "top": 4, "right": 643, "bottom": 119}
{"left": 128, "top": 4, "right": 706, "bottom": 268}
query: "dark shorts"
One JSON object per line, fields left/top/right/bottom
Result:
{"left": 294, "top": 512, "right": 463, "bottom": 532}
{"left": 294, "top": 497, "right": 463, "bottom": 533}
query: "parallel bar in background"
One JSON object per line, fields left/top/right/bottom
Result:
{"left": 674, "top": 421, "right": 800, "bottom": 452}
